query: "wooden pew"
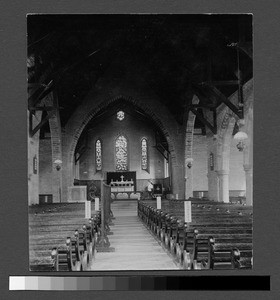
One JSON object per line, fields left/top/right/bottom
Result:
{"left": 208, "top": 236, "right": 253, "bottom": 269}
{"left": 141, "top": 199, "right": 253, "bottom": 217}
{"left": 29, "top": 203, "right": 101, "bottom": 271}
{"left": 137, "top": 200, "right": 253, "bottom": 270}
{"left": 192, "top": 229, "right": 252, "bottom": 270}
{"left": 50, "top": 237, "right": 82, "bottom": 271}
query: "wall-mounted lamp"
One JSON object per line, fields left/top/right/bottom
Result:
{"left": 186, "top": 158, "right": 194, "bottom": 169}
{"left": 54, "top": 159, "right": 62, "bottom": 171}
{"left": 233, "top": 131, "right": 248, "bottom": 152}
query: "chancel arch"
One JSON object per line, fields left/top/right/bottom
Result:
{"left": 70, "top": 99, "right": 173, "bottom": 196}
{"left": 62, "top": 84, "right": 185, "bottom": 201}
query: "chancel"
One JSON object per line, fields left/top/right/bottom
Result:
{"left": 27, "top": 14, "right": 253, "bottom": 271}
{"left": 108, "top": 172, "right": 136, "bottom": 199}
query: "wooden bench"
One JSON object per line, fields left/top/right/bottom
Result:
{"left": 51, "top": 236, "right": 82, "bottom": 271}
{"left": 192, "top": 229, "right": 252, "bottom": 270}
{"left": 138, "top": 200, "right": 253, "bottom": 270}
{"left": 29, "top": 203, "right": 101, "bottom": 271}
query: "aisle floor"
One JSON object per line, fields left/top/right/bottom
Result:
{"left": 90, "top": 200, "right": 179, "bottom": 270}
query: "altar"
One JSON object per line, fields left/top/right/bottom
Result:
{"left": 107, "top": 171, "right": 137, "bottom": 199}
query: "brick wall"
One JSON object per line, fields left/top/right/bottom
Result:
{"left": 77, "top": 112, "right": 165, "bottom": 182}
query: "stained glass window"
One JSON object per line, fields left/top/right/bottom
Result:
{"left": 96, "top": 139, "right": 102, "bottom": 171}
{"left": 141, "top": 138, "right": 148, "bottom": 171}
{"left": 116, "top": 135, "right": 128, "bottom": 171}
{"left": 117, "top": 111, "right": 125, "bottom": 121}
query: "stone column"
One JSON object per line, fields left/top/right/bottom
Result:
{"left": 45, "top": 93, "right": 63, "bottom": 203}
{"left": 171, "top": 164, "right": 185, "bottom": 199}
{"left": 206, "top": 134, "right": 219, "bottom": 202}
{"left": 216, "top": 170, "right": 230, "bottom": 203}
{"left": 244, "top": 164, "right": 253, "bottom": 206}
{"left": 61, "top": 145, "right": 73, "bottom": 203}
{"left": 184, "top": 95, "right": 199, "bottom": 199}
{"left": 185, "top": 162, "right": 193, "bottom": 199}
{"left": 207, "top": 172, "right": 219, "bottom": 202}
{"left": 52, "top": 164, "right": 63, "bottom": 203}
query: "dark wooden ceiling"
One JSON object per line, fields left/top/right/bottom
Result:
{"left": 28, "top": 14, "right": 252, "bottom": 131}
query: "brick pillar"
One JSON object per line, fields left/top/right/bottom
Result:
{"left": 45, "top": 93, "right": 63, "bottom": 203}
{"left": 170, "top": 134, "right": 184, "bottom": 199}
{"left": 184, "top": 95, "right": 199, "bottom": 199}
{"left": 185, "top": 165, "right": 193, "bottom": 199}
{"left": 207, "top": 171, "right": 219, "bottom": 201}
{"left": 62, "top": 141, "right": 73, "bottom": 203}
{"left": 207, "top": 134, "right": 219, "bottom": 201}
{"left": 28, "top": 111, "right": 42, "bottom": 205}
{"left": 244, "top": 164, "right": 253, "bottom": 206}
{"left": 216, "top": 170, "right": 230, "bottom": 203}
{"left": 184, "top": 123, "right": 194, "bottom": 198}
{"left": 171, "top": 164, "right": 184, "bottom": 199}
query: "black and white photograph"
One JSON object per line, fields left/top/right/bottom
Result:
{"left": 27, "top": 14, "right": 253, "bottom": 272}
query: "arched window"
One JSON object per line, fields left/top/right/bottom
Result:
{"left": 141, "top": 138, "right": 149, "bottom": 171}
{"left": 115, "top": 135, "right": 128, "bottom": 171}
{"left": 95, "top": 139, "right": 102, "bottom": 171}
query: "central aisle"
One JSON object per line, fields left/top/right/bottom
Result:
{"left": 90, "top": 200, "right": 179, "bottom": 270}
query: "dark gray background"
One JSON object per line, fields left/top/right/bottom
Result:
{"left": 0, "top": 1, "right": 279, "bottom": 299}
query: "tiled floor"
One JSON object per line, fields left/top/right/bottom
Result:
{"left": 90, "top": 200, "right": 179, "bottom": 271}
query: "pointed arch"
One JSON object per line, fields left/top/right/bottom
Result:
{"left": 63, "top": 81, "right": 185, "bottom": 201}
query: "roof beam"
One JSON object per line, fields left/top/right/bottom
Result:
{"left": 239, "top": 43, "right": 252, "bottom": 59}
{"left": 192, "top": 84, "right": 217, "bottom": 108}
{"left": 28, "top": 106, "right": 56, "bottom": 111}
{"left": 200, "top": 80, "right": 239, "bottom": 86}
{"left": 28, "top": 79, "right": 54, "bottom": 108}
{"left": 190, "top": 107, "right": 217, "bottom": 134}
{"left": 207, "top": 85, "right": 243, "bottom": 119}
{"left": 29, "top": 112, "right": 54, "bottom": 137}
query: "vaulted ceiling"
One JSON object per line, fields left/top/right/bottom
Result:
{"left": 27, "top": 14, "right": 252, "bottom": 134}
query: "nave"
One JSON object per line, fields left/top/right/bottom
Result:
{"left": 29, "top": 196, "right": 252, "bottom": 271}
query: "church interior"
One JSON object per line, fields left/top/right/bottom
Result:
{"left": 27, "top": 14, "right": 253, "bottom": 271}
